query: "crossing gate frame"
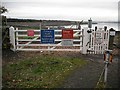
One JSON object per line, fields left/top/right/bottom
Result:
{"left": 9, "top": 26, "right": 83, "bottom": 52}
{"left": 9, "top": 26, "right": 110, "bottom": 54}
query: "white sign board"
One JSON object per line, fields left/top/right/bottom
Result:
{"left": 62, "top": 39, "right": 73, "bottom": 46}
{"left": 110, "top": 31, "right": 115, "bottom": 36}
{"left": 95, "top": 32, "right": 103, "bottom": 44}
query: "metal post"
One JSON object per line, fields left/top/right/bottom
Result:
{"left": 88, "top": 18, "right": 92, "bottom": 29}
{"left": 104, "top": 62, "right": 108, "bottom": 83}
{"left": 104, "top": 50, "right": 111, "bottom": 85}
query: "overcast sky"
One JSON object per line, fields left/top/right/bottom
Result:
{"left": 1, "top": 0, "right": 119, "bottom": 22}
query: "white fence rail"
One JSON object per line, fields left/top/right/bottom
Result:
{"left": 9, "top": 26, "right": 110, "bottom": 54}
{"left": 9, "top": 26, "right": 83, "bottom": 52}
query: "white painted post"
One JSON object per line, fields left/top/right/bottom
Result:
{"left": 80, "top": 29, "right": 83, "bottom": 52}
{"left": 107, "top": 30, "right": 110, "bottom": 50}
{"left": 90, "top": 32, "right": 93, "bottom": 54}
{"left": 100, "top": 30, "right": 102, "bottom": 54}
{"left": 101, "top": 30, "right": 104, "bottom": 54}
{"left": 103, "top": 28, "right": 106, "bottom": 54}
{"left": 9, "top": 26, "right": 16, "bottom": 51}
{"left": 82, "top": 27, "right": 90, "bottom": 54}
{"left": 106, "top": 30, "right": 108, "bottom": 50}
{"left": 48, "top": 44, "right": 50, "bottom": 54}
{"left": 16, "top": 28, "right": 19, "bottom": 50}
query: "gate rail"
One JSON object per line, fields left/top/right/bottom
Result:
{"left": 9, "top": 26, "right": 111, "bottom": 54}
{"left": 9, "top": 26, "right": 83, "bottom": 52}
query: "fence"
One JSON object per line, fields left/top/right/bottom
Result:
{"left": 9, "top": 26, "right": 110, "bottom": 54}
{"left": 82, "top": 27, "right": 109, "bottom": 54}
{"left": 9, "top": 26, "right": 83, "bottom": 52}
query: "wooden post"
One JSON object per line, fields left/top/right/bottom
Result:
{"left": 48, "top": 44, "right": 50, "bottom": 54}
{"left": 16, "top": 28, "right": 19, "bottom": 50}
{"left": 82, "top": 27, "right": 90, "bottom": 54}
{"left": 80, "top": 29, "right": 83, "bottom": 52}
{"left": 9, "top": 26, "right": 16, "bottom": 51}
{"left": 108, "top": 28, "right": 116, "bottom": 50}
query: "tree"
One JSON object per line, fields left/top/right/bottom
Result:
{"left": 1, "top": 6, "right": 10, "bottom": 49}
{"left": 0, "top": 6, "right": 8, "bottom": 14}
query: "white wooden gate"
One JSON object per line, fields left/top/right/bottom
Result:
{"left": 82, "top": 27, "right": 110, "bottom": 54}
{"left": 9, "top": 26, "right": 110, "bottom": 54}
{"left": 9, "top": 26, "right": 83, "bottom": 52}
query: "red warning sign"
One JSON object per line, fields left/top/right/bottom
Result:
{"left": 27, "top": 30, "right": 34, "bottom": 36}
{"left": 62, "top": 29, "right": 73, "bottom": 39}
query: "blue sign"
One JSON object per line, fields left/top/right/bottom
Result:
{"left": 41, "top": 30, "right": 54, "bottom": 44}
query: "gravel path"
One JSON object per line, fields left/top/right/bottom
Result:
{"left": 107, "top": 56, "right": 118, "bottom": 88}
{"left": 61, "top": 61, "right": 104, "bottom": 88}
{"left": 61, "top": 54, "right": 119, "bottom": 88}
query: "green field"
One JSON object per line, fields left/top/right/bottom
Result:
{"left": 3, "top": 55, "right": 86, "bottom": 88}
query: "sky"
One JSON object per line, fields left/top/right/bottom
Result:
{"left": 1, "top": 0, "right": 119, "bottom": 22}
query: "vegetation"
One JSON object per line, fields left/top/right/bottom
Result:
{"left": 94, "top": 65, "right": 105, "bottom": 89}
{"left": 0, "top": 6, "right": 8, "bottom": 14}
{"left": 1, "top": 6, "right": 10, "bottom": 49}
{"left": 7, "top": 18, "right": 72, "bottom": 23}
{"left": 114, "top": 31, "right": 120, "bottom": 46}
{"left": 3, "top": 55, "right": 86, "bottom": 88}
{"left": 7, "top": 18, "right": 42, "bottom": 22}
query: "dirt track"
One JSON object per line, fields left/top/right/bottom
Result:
{"left": 61, "top": 54, "right": 118, "bottom": 88}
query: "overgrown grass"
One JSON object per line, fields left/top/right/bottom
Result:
{"left": 3, "top": 55, "right": 86, "bottom": 88}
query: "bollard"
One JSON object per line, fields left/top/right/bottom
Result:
{"left": 104, "top": 51, "right": 109, "bottom": 83}
{"left": 103, "top": 50, "right": 112, "bottom": 86}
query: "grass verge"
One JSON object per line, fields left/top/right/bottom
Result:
{"left": 3, "top": 55, "right": 86, "bottom": 88}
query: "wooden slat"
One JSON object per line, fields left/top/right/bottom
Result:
{"left": 15, "top": 29, "right": 82, "bottom": 32}
{"left": 17, "top": 48, "right": 81, "bottom": 52}
{"left": 17, "top": 39, "right": 82, "bottom": 42}
{"left": 17, "top": 44, "right": 82, "bottom": 47}
{"left": 16, "top": 34, "right": 83, "bottom": 37}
